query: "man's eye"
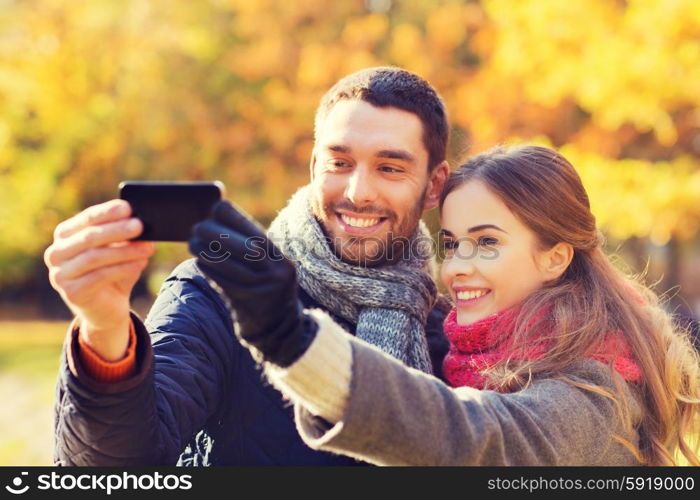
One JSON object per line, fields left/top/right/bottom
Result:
{"left": 327, "top": 159, "right": 350, "bottom": 169}
{"left": 379, "top": 165, "right": 402, "bottom": 173}
{"left": 478, "top": 236, "right": 498, "bottom": 247}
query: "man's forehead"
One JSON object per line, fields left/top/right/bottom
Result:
{"left": 316, "top": 100, "right": 428, "bottom": 160}
{"left": 320, "top": 99, "right": 422, "bottom": 127}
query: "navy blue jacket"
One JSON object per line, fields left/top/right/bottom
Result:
{"left": 54, "top": 258, "right": 450, "bottom": 465}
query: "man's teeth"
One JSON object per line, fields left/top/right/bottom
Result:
{"left": 341, "top": 214, "right": 380, "bottom": 228}
{"left": 456, "top": 289, "right": 489, "bottom": 300}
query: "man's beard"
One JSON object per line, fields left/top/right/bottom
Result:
{"left": 311, "top": 188, "right": 428, "bottom": 267}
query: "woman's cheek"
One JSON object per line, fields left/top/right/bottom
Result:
{"left": 480, "top": 244, "right": 500, "bottom": 262}
{"left": 439, "top": 255, "right": 454, "bottom": 290}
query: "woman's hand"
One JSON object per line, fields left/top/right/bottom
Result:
{"left": 189, "top": 200, "right": 316, "bottom": 366}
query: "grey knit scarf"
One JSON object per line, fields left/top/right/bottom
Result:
{"left": 267, "top": 185, "right": 437, "bottom": 374}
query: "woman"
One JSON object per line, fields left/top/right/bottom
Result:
{"left": 195, "top": 145, "right": 700, "bottom": 465}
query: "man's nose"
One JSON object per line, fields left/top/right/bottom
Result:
{"left": 344, "top": 166, "right": 378, "bottom": 207}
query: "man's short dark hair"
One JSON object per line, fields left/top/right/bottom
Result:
{"left": 314, "top": 67, "right": 449, "bottom": 172}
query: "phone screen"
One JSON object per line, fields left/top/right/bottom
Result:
{"left": 119, "top": 181, "right": 225, "bottom": 241}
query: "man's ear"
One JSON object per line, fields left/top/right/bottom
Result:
{"left": 541, "top": 242, "right": 574, "bottom": 282}
{"left": 423, "top": 161, "right": 450, "bottom": 211}
{"left": 309, "top": 150, "right": 317, "bottom": 182}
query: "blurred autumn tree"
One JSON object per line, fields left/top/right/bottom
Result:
{"left": 1, "top": 0, "right": 699, "bottom": 310}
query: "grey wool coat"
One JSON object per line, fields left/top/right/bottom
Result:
{"left": 292, "top": 336, "right": 644, "bottom": 466}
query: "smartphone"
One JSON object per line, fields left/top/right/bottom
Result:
{"left": 119, "top": 181, "right": 226, "bottom": 241}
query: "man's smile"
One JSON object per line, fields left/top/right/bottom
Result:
{"left": 336, "top": 211, "right": 388, "bottom": 235}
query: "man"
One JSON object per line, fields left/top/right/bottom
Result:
{"left": 46, "top": 67, "right": 451, "bottom": 465}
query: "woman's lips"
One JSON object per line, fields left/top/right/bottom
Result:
{"left": 454, "top": 288, "right": 492, "bottom": 307}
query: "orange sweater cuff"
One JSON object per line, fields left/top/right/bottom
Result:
{"left": 77, "top": 320, "right": 138, "bottom": 382}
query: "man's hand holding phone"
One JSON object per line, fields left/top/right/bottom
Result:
{"left": 44, "top": 200, "right": 155, "bottom": 361}
{"left": 45, "top": 181, "right": 224, "bottom": 362}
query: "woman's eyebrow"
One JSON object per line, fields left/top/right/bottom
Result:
{"left": 467, "top": 224, "right": 508, "bottom": 234}
{"left": 440, "top": 225, "right": 508, "bottom": 237}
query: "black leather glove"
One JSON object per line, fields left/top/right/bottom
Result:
{"left": 188, "top": 200, "right": 317, "bottom": 367}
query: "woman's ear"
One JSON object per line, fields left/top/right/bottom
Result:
{"left": 541, "top": 242, "right": 574, "bottom": 281}
{"left": 423, "top": 161, "right": 450, "bottom": 211}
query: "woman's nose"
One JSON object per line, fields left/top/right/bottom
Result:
{"left": 442, "top": 243, "right": 478, "bottom": 280}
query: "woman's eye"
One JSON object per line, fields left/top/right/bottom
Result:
{"left": 477, "top": 236, "right": 498, "bottom": 247}
{"left": 442, "top": 239, "right": 459, "bottom": 252}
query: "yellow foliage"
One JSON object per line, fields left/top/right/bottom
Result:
{"left": 229, "top": 38, "right": 290, "bottom": 81}
{"left": 1, "top": 0, "right": 698, "bottom": 285}
{"left": 426, "top": 3, "right": 468, "bottom": 53}
{"left": 297, "top": 43, "right": 342, "bottom": 88}
{"left": 342, "top": 14, "right": 389, "bottom": 50}
{"left": 390, "top": 24, "right": 429, "bottom": 73}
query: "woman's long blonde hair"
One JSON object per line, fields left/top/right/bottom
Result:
{"left": 439, "top": 145, "right": 700, "bottom": 465}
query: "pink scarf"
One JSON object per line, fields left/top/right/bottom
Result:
{"left": 442, "top": 306, "right": 643, "bottom": 390}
